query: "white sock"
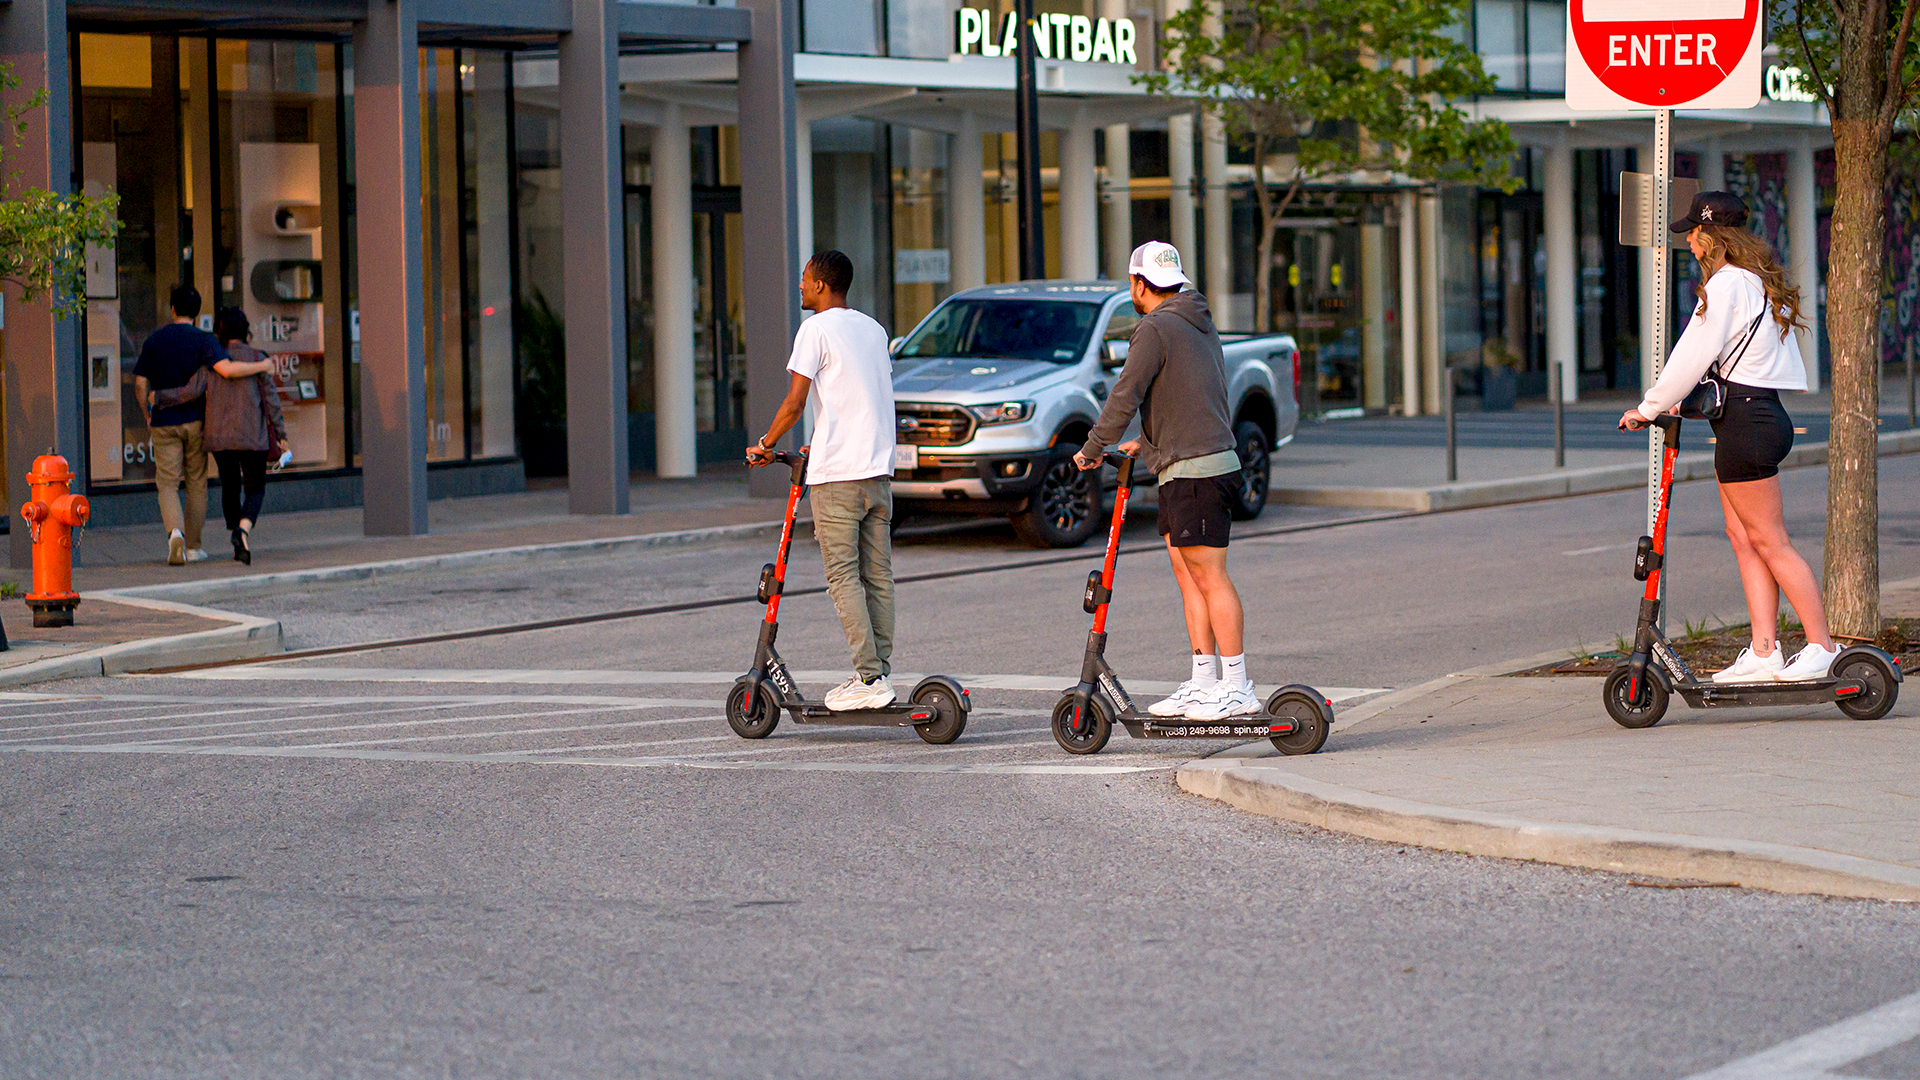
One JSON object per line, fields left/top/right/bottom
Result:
{"left": 1221, "top": 654, "right": 1248, "bottom": 687}
{"left": 1191, "top": 653, "right": 1219, "bottom": 684}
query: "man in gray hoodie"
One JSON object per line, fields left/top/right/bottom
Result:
{"left": 1074, "top": 241, "right": 1256, "bottom": 721}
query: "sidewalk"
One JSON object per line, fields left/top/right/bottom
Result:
{"left": 0, "top": 594, "right": 280, "bottom": 687}
{"left": 1179, "top": 575, "right": 1920, "bottom": 902}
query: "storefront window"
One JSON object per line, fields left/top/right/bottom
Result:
{"left": 891, "top": 127, "right": 951, "bottom": 334}
{"left": 464, "top": 51, "right": 518, "bottom": 460}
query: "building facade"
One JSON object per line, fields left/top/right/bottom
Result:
{"left": 4, "top": 0, "right": 1916, "bottom": 568}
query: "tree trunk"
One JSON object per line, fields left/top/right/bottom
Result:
{"left": 1822, "top": 117, "right": 1885, "bottom": 640}
{"left": 1251, "top": 134, "right": 1273, "bottom": 332}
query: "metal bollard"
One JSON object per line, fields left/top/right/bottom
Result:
{"left": 1444, "top": 364, "right": 1457, "bottom": 483}
{"left": 1550, "top": 361, "right": 1565, "bottom": 468}
{"left": 1908, "top": 337, "right": 1916, "bottom": 429}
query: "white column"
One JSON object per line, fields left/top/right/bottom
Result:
{"left": 1700, "top": 136, "right": 1725, "bottom": 191}
{"left": 1398, "top": 190, "right": 1420, "bottom": 415}
{"left": 1419, "top": 189, "right": 1442, "bottom": 414}
{"left": 1360, "top": 218, "right": 1386, "bottom": 409}
{"left": 651, "top": 107, "right": 697, "bottom": 478}
{"left": 1103, "top": 122, "right": 1132, "bottom": 280}
{"left": 1168, "top": 112, "right": 1196, "bottom": 269}
{"left": 1787, "top": 132, "right": 1821, "bottom": 391}
{"left": 1544, "top": 133, "right": 1578, "bottom": 402}
{"left": 1060, "top": 106, "right": 1099, "bottom": 279}
{"left": 796, "top": 117, "right": 814, "bottom": 270}
{"left": 950, "top": 111, "right": 986, "bottom": 291}
{"left": 1202, "top": 112, "right": 1231, "bottom": 327}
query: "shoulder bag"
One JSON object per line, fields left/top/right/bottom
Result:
{"left": 1678, "top": 311, "right": 1766, "bottom": 421}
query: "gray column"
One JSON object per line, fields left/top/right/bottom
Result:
{"left": 950, "top": 112, "right": 987, "bottom": 291}
{"left": 1168, "top": 112, "right": 1196, "bottom": 270}
{"left": 652, "top": 110, "right": 698, "bottom": 478}
{"left": 1788, "top": 132, "right": 1821, "bottom": 391}
{"left": 738, "top": 0, "right": 802, "bottom": 497}
{"left": 1202, "top": 113, "right": 1231, "bottom": 327}
{"left": 1700, "top": 137, "right": 1725, "bottom": 191}
{"left": 796, "top": 117, "right": 814, "bottom": 268}
{"left": 1059, "top": 106, "right": 1098, "bottom": 279}
{"left": 559, "top": 0, "right": 630, "bottom": 515}
{"left": 1398, "top": 190, "right": 1420, "bottom": 415}
{"left": 352, "top": 0, "right": 429, "bottom": 536}
{"left": 1360, "top": 216, "right": 1386, "bottom": 409}
{"left": 1, "top": 0, "right": 81, "bottom": 569}
{"left": 1102, "top": 122, "right": 1132, "bottom": 280}
{"left": 1544, "top": 133, "right": 1578, "bottom": 403}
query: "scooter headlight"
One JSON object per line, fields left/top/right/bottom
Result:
{"left": 966, "top": 401, "right": 1034, "bottom": 425}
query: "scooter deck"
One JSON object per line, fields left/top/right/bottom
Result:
{"left": 1673, "top": 673, "right": 1867, "bottom": 709}
{"left": 786, "top": 701, "right": 939, "bottom": 726}
{"left": 1115, "top": 710, "right": 1302, "bottom": 739}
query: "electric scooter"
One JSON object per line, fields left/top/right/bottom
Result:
{"left": 1050, "top": 451, "right": 1333, "bottom": 756}
{"left": 1606, "top": 414, "right": 1902, "bottom": 728}
{"left": 726, "top": 450, "right": 972, "bottom": 744}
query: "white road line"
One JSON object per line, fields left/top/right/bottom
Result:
{"left": 1563, "top": 541, "right": 1635, "bottom": 556}
{"left": 130, "top": 703, "right": 670, "bottom": 747}
{"left": 0, "top": 691, "right": 735, "bottom": 708}
{"left": 0, "top": 700, "right": 344, "bottom": 739}
{"left": 295, "top": 714, "right": 732, "bottom": 750}
{"left": 1680, "top": 987, "right": 1920, "bottom": 1079}
{"left": 1, "top": 699, "right": 496, "bottom": 745}
{"left": 0, "top": 740, "right": 1165, "bottom": 775}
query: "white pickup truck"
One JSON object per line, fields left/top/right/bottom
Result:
{"left": 888, "top": 281, "right": 1301, "bottom": 548}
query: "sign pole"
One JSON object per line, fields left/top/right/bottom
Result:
{"left": 1647, "top": 107, "right": 1672, "bottom": 628}
{"left": 1013, "top": 0, "right": 1045, "bottom": 280}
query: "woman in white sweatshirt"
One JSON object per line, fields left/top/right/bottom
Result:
{"left": 1619, "top": 190, "right": 1838, "bottom": 683}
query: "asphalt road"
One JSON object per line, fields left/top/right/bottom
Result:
{"left": 4, "top": 455, "right": 1920, "bottom": 1078}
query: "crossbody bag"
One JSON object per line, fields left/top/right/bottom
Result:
{"left": 1678, "top": 311, "right": 1767, "bottom": 421}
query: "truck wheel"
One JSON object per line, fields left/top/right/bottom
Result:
{"left": 1011, "top": 446, "right": 1101, "bottom": 548}
{"left": 1231, "top": 420, "right": 1270, "bottom": 521}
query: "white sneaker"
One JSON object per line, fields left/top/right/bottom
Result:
{"left": 823, "top": 676, "right": 895, "bottom": 711}
{"left": 167, "top": 530, "right": 186, "bottom": 566}
{"left": 1778, "top": 642, "right": 1842, "bottom": 682}
{"left": 1150, "top": 678, "right": 1216, "bottom": 716}
{"left": 184, "top": 548, "right": 209, "bottom": 563}
{"left": 1185, "top": 680, "right": 1260, "bottom": 721}
{"left": 1712, "top": 645, "right": 1784, "bottom": 684}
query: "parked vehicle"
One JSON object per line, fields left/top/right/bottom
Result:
{"left": 888, "top": 281, "right": 1301, "bottom": 548}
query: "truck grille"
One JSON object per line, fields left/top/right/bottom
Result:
{"left": 895, "top": 404, "right": 975, "bottom": 446}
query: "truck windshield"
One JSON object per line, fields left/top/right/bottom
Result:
{"left": 895, "top": 300, "right": 1102, "bottom": 364}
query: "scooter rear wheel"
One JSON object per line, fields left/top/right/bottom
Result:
{"left": 1834, "top": 652, "right": 1899, "bottom": 721}
{"left": 1603, "top": 665, "right": 1668, "bottom": 728}
{"left": 1265, "top": 689, "right": 1329, "bottom": 755}
{"left": 912, "top": 683, "right": 968, "bottom": 744}
{"left": 1051, "top": 692, "right": 1112, "bottom": 755}
{"left": 726, "top": 680, "right": 781, "bottom": 739}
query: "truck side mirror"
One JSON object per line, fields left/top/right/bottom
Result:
{"left": 1102, "top": 339, "right": 1128, "bottom": 368}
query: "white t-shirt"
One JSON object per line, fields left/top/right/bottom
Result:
{"left": 787, "top": 306, "right": 896, "bottom": 485}
{"left": 1637, "top": 266, "right": 1809, "bottom": 420}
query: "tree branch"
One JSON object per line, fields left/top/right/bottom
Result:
{"left": 1885, "top": 0, "right": 1919, "bottom": 123}
{"left": 1794, "top": 5, "right": 1837, "bottom": 109}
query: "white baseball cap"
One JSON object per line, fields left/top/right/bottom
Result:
{"left": 1128, "top": 241, "right": 1190, "bottom": 289}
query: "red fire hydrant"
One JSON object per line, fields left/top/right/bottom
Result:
{"left": 20, "top": 454, "right": 89, "bottom": 628}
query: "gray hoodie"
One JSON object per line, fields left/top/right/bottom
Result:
{"left": 1080, "top": 288, "right": 1235, "bottom": 475}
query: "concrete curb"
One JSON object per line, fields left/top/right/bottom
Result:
{"left": 0, "top": 592, "right": 282, "bottom": 689}
{"left": 1273, "top": 428, "right": 1920, "bottom": 512}
{"left": 106, "top": 516, "right": 805, "bottom": 604}
{"left": 1176, "top": 758, "right": 1920, "bottom": 902}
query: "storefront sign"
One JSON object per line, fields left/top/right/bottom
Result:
{"left": 896, "top": 249, "right": 952, "bottom": 284}
{"left": 1565, "top": 0, "right": 1763, "bottom": 110}
{"left": 953, "top": 8, "right": 1137, "bottom": 64}
{"left": 1764, "top": 64, "right": 1820, "bottom": 102}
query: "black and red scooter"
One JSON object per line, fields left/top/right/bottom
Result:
{"left": 1606, "top": 414, "right": 1902, "bottom": 727}
{"left": 1050, "top": 451, "right": 1333, "bottom": 756}
{"left": 726, "top": 450, "right": 971, "bottom": 744}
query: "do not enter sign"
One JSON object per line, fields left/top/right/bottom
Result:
{"left": 1565, "top": 0, "right": 1763, "bottom": 110}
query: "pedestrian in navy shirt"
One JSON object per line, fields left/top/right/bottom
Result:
{"left": 132, "top": 285, "right": 269, "bottom": 565}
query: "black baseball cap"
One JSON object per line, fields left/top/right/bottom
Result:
{"left": 1671, "top": 190, "right": 1749, "bottom": 233}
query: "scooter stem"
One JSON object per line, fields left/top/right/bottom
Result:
{"left": 1090, "top": 453, "right": 1134, "bottom": 636}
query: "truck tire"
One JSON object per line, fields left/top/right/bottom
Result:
{"left": 1011, "top": 445, "right": 1102, "bottom": 548}
{"left": 1230, "top": 420, "right": 1270, "bottom": 521}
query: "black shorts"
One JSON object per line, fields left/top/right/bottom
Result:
{"left": 1157, "top": 474, "right": 1235, "bottom": 548}
{"left": 1709, "top": 387, "right": 1794, "bottom": 484}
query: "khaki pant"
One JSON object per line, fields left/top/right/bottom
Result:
{"left": 809, "top": 478, "right": 894, "bottom": 680}
{"left": 151, "top": 421, "right": 206, "bottom": 549}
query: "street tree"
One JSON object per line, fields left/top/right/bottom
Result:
{"left": 1142, "top": 0, "right": 1516, "bottom": 333}
{"left": 0, "top": 63, "right": 120, "bottom": 319}
{"left": 1770, "top": 0, "right": 1919, "bottom": 640}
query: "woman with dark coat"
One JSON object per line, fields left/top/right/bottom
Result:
{"left": 153, "top": 307, "right": 287, "bottom": 565}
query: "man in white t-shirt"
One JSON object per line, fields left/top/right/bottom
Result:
{"left": 747, "top": 251, "right": 899, "bottom": 710}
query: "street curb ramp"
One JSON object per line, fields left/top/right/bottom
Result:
{"left": 0, "top": 593, "right": 282, "bottom": 689}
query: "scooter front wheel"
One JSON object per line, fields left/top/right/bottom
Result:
{"left": 1603, "top": 665, "right": 1668, "bottom": 729}
{"left": 1051, "top": 692, "right": 1112, "bottom": 755}
{"left": 726, "top": 679, "right": 781, "bottom": 739}
{"left": 1265, "top": 688, "right": 1330, "bottom": 755}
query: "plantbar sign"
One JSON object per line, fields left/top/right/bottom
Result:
{"left": 953, "top": 8, "right": 1138, "bottom": 64}
{"left": 1565, "top": 0, "right": 1762, "bottom": 110}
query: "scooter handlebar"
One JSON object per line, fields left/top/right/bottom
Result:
{"left": 1103, "top": 450, "right": 1135, "bottom": 487}
{"left": 747, "top": 448, "right": 809, "bottom": 484}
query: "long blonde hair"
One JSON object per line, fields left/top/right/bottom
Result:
{"left": 1692, "top": 224, "right": 1806, "bottom": 341}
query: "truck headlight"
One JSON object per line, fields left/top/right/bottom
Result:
{"left": 966, "top": 401, "right": 1033, "bottom": 425}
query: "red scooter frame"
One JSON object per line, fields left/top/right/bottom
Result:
{"left": 1606, "top": 415, "right": 1901, "bottom": 727}
{"left": 1049, "top": 451, "right": 1332, "bottom": 756}
{"left": 726, "top": 451, "right": 971, "bottom": 743}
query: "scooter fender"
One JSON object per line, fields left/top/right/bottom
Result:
{"left": 910, "top": 674, "right": 973, "bottom": 712}
{"left": 1834, "top": 645, "right": 1904, "bottom": 683}
{"left": 1623, "top": 653, "right": 1671, "bottom": 701}
{"left": 1271, "top": 683, "right": 1336, "bottom": 727}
